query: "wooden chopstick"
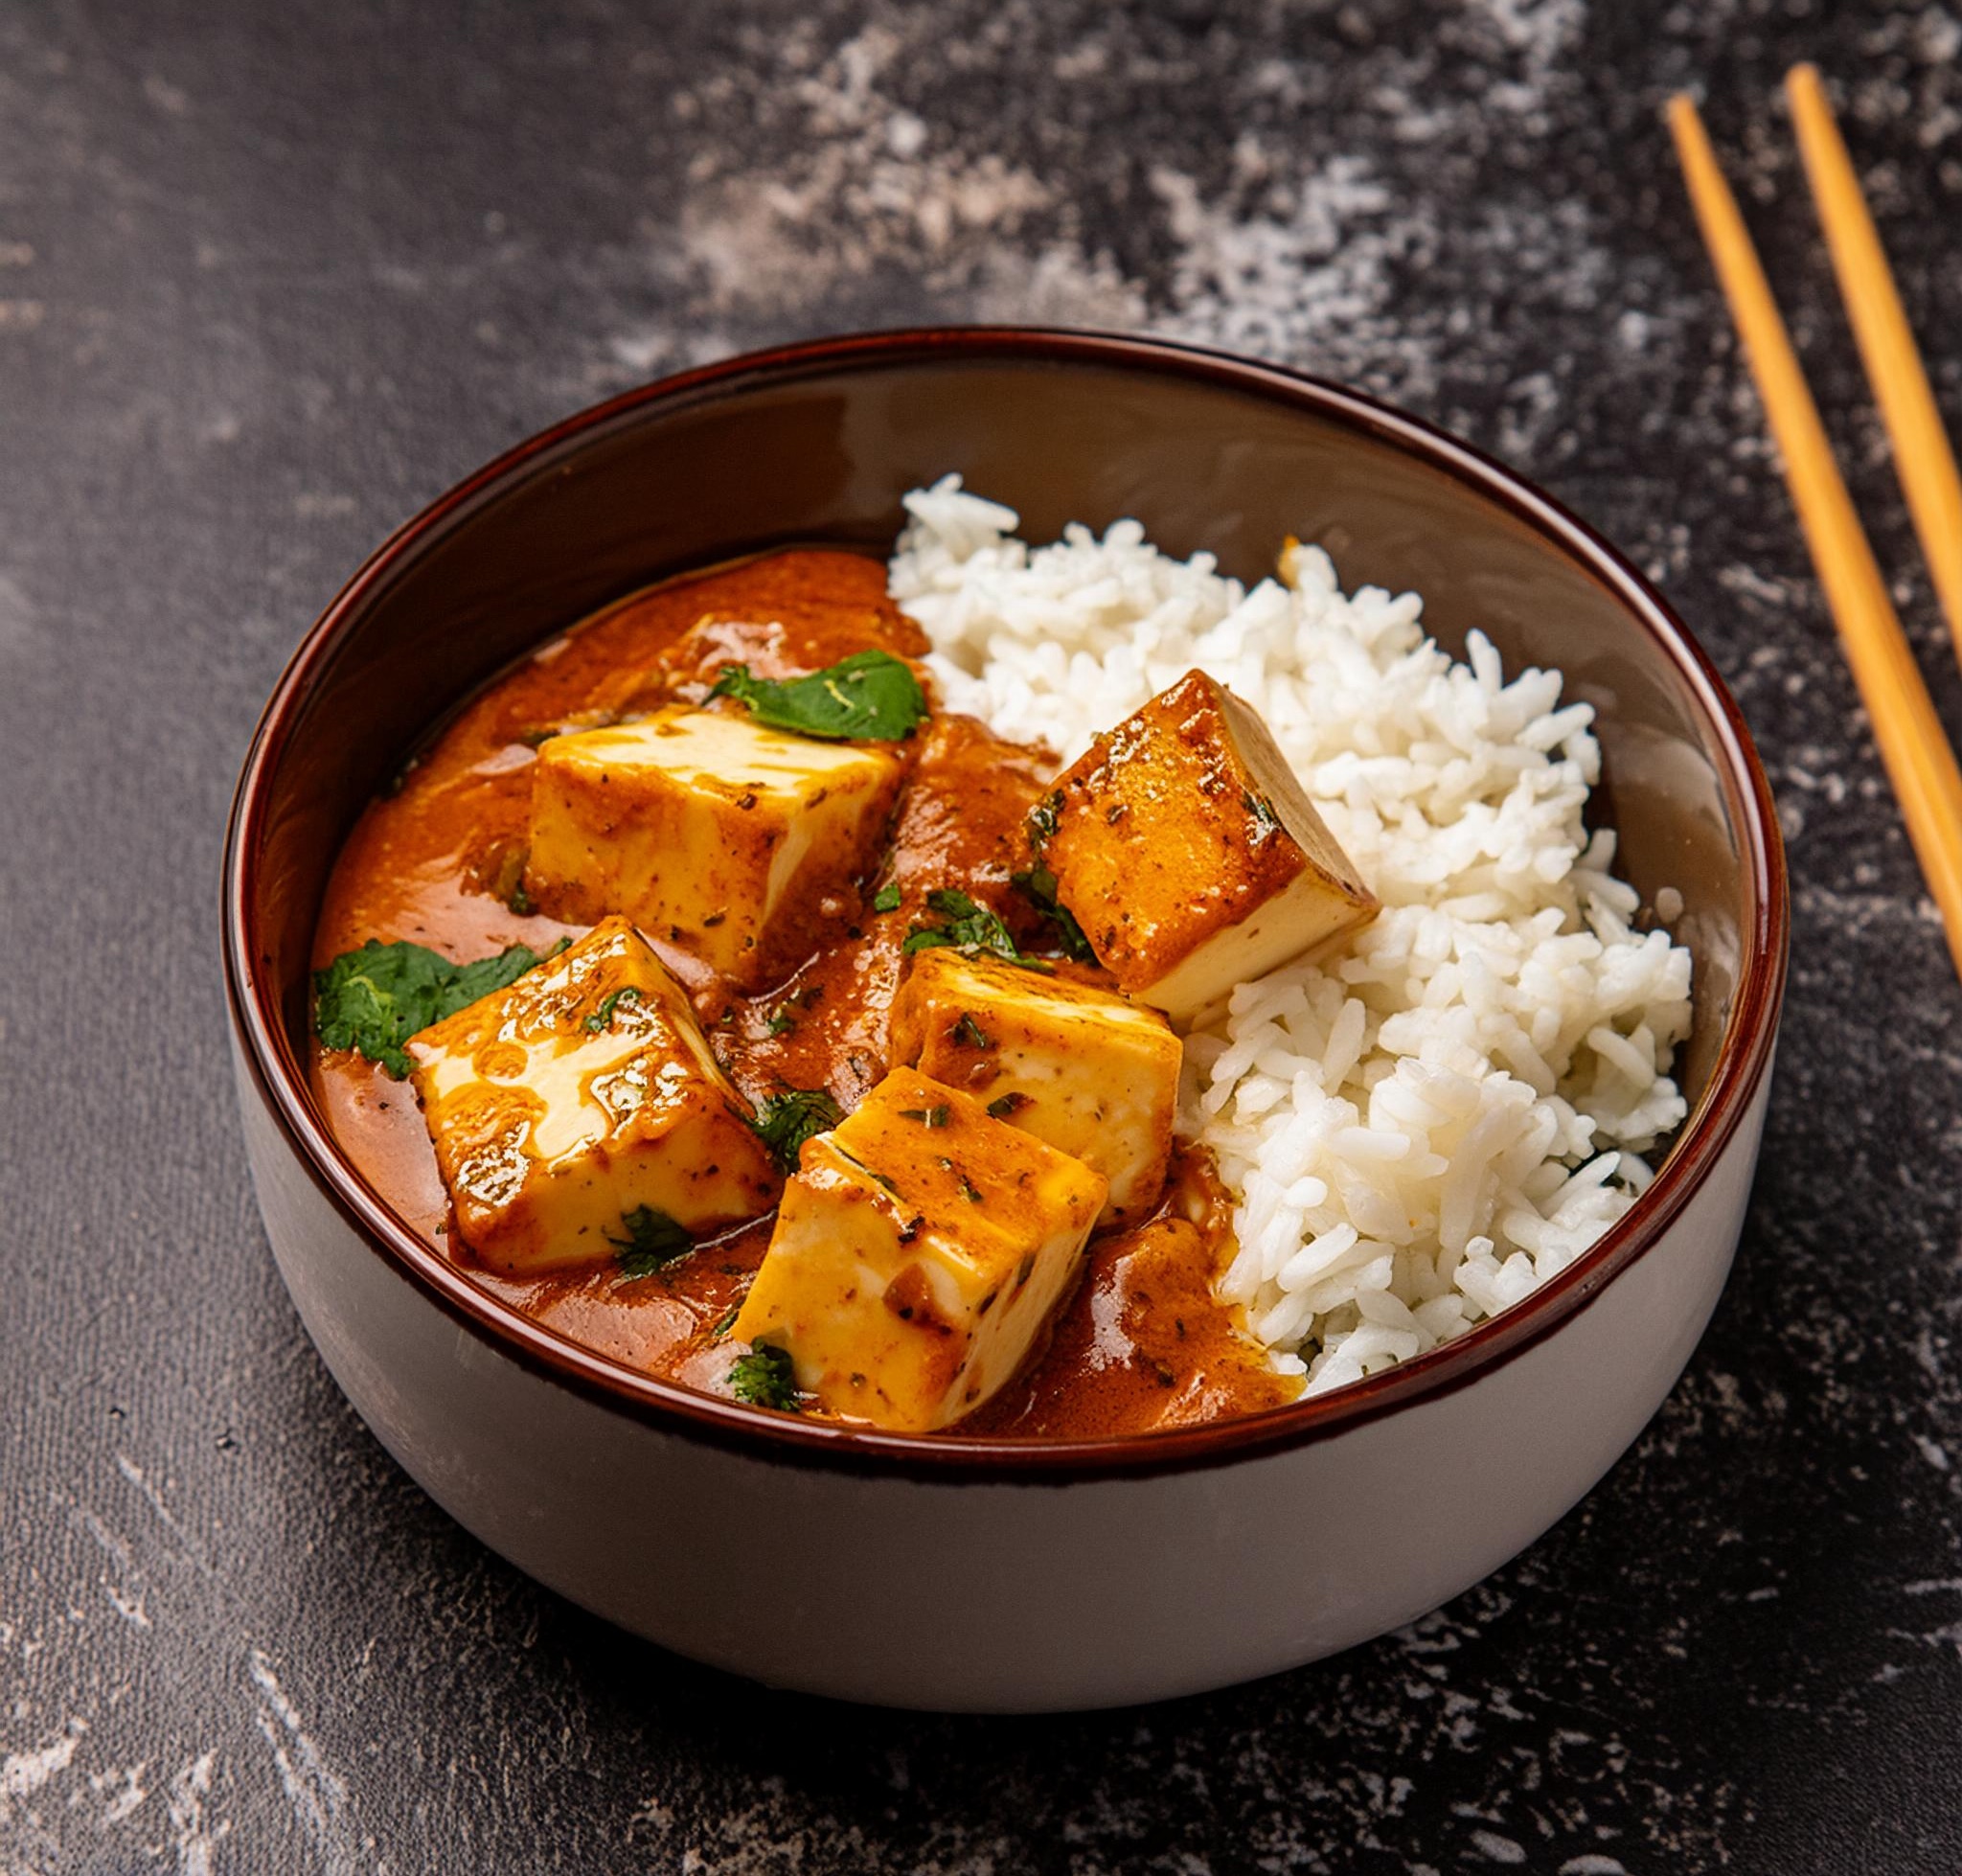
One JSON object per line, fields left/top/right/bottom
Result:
{"left": 1667, "top": 92, "right": 1962, "bottom": 988}
{"left": 1787, "top": 62, "right": 1962, "bottom": 679}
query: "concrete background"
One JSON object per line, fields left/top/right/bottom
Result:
{"left": 2, "top": 2, "right": 1959, "bottom": 1869}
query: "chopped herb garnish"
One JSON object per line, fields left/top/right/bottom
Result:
{"left": 708, "top": 649, "right": 927, "bottom": 743}
{"left": 1243, "top": 789, "right": 1281, "bottom": 832}
{"left": 899, "top": 1104, "right": 949, "bottom": 1129}
{"left": 833, "top": 1144, "right": 901, "bottom": 1197}
{"left": 766, "top": 1002, "right": 800, "bottom": 1036}
{"left": 950, "top": 1011, "right": 992, "bottom": 1050}
{"left": 729, "top": 1340, "right": 801, "bottom": 1410}
{"left": 1027, "top": 790, "right": 1063, "bottom": 848}
{"left": 987, "top": 1091, "right": 1031, "bottom": 1119}
{"left": 901, "top": 888, "right": 1051, "bottom": 972}
{"left": 1011, "top": 865, "right": 1097, "bottom": 963}
{"left": 709, "top": 1301, "right": 742, "bottom": 1339}
{"left": 608, "top": 1205, "right": 695, "bottom": 1279}
{"left": 313, "top": 938, "right": 554, "bottom": 1078}
{"left": 747, "top": 1087, "right": 844, "bottom": 1172}
{"left": 584, "top": 985, "right": 643, "bottom": 1033}
{"left": 872, "top": 881, "right": 901, "bottom": 914}
{"left": 959, "top": 1175, "right": 985, "bottom": 1205}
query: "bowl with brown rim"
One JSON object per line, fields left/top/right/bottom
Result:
{"left": 223, "top": 327, "right": 1787, "bottom": 1711}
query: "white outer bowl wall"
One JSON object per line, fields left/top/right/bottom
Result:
{"left": 234, "top": 1029, "right": 1773, "bottom": 1713}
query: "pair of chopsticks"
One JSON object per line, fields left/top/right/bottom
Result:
{"left": 1669, "top": 68, "right": 1962, "bottom": 988}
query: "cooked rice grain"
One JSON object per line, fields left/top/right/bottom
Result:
{"left": 890, "top": 477, "right": 1692, "bottom": 1395}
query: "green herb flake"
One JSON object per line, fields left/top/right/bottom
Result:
{"left": 583, "top": 985, "right": 643, "bottom": 1034}
{"left": 959, "top": 1175, "right": 985, "bottom": 1205}
{"left": 1243, "top": 789, "right": 1281, "bottom": 832}
{"left": 313, "top": 938, "right": 554, "bottom": 1078}
{"left": 833, "top": 1144, "right": 902, "bottom": 1199}
{"left": 872, "top": 881, "right": 902, "bottom": 914}
{"left": 708, "top": 649, "right": 927, "bottom": 743}
{"left": 608, "top": 1205, "right": 695, "bottom": 1280}
{"left": 1010, "top": 865, "right": 1098, "bottom": 964}
{"left": 1027, "top": 790, "right": 1063, "bottom": 848}
{"left": 747, "top": 1087, "right": 845, "bottom": 1173}
{"left": 899, "top": 1104, "right": 949, "bottom": 1129}
{"left": 728, "top": 1340, "right": 801, "bottom": 1411}
{"left": 766, "top": 1002, "right": 800, "bottom": 1036}
{"left": 709, "top": 1301, "right": 742, "bottom": 1339}
{"left": 986, "top": 1091, "right": 1031, "bottom": 1119}
{"left": 901, "top": 888, "right": 1051, "bottom": 972}
{"left": 950, "top": 1011, "right": 992, "bottom": 1051}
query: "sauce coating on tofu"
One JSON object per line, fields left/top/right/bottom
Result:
{"left": 1040, "top": 670, "right": 1378, "bottom": 1026}
{"left": 309, "top": 549, "right": 1300, "bottom": 1436}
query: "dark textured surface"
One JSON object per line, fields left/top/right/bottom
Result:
{"left": 3, "top": 1, "right": 1959, "bottom": 1869}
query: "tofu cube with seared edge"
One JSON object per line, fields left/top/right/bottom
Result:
{"left": 889, "top": 949, "right": 1180, "bottom": 1229}
{"left": 409, "top": 916, "right": 781, "bottom": 1276}
{"left": 525, "top": 706, "right": 905, "bottom": 989}
{"left": 1037, "top": 671, "right": 1377, "bottom": 1026}
{"left": 730, "top": 1067, "right": 1106, "bottom": 1430}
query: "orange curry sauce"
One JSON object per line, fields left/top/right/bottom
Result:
{"left": 310, "top": 549, "right": 1299, "bottom": 1436}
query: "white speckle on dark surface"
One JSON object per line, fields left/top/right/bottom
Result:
{"left": 250, "top": 1649, "right": 378, "bottom": 1876}
{"left": 1, "top": 0, "right": 1959, "bottom": 1870}
{"left": 167, "top": 1750, "right": 225, "bottom": 1876}
{"left": 0, "top": 1720, "right": 86, "bottom": 1823}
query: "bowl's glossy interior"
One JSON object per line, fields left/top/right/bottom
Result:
{"left": 227, "top": 328, "right": 1785, "bottom": 1471}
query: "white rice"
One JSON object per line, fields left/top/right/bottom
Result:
{"left": 889, "top": 476, "right": 1693, "bottom": 1397}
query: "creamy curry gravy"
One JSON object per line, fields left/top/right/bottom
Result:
{"left": 311, "top": 549, "right": 1299, "bottom": 1436}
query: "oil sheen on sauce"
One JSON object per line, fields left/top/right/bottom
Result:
{"left": 310, "top": 549, "right": 1300, "bottom": 1437}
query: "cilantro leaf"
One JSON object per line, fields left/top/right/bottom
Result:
{"left": 313, "top": 938, "right": 552, "bottom": 1078}
{"left": 901, "top": 888, "right": 1051, "bottom": 972}
{"left": 1242, "top": 789, "right": 1281, "bottom": 833}
{"left": 1011, "top": 866, "right": 1097, "bottom": 963}
{"left": 729, "top": 1340, "right": 801, "bottom": 1411}
{"left": 748, "top": 1087, "right": 845, "bottom": 1172}
{"left": 584, "top": 986, "right": 642, "bottom": 1033}
{"left": 1027, "top": 789, "right": 1063, "bottom": 848}
{"left": 872, "top": 881, "right": 901, "bottom": 914}
{"left": 708, "top": 649, "right": 926, "bottom": 742}
{"left": 609, "top": 1205, "right": 695, "bottom": 1279}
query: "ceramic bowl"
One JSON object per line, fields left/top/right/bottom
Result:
{"left": 223, "top": 329, "right": 1787, "bottom": 1711}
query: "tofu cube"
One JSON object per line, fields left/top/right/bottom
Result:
{"left": 889, "top": 949, "right": 1180, "bottom": 1228}
{"left": 1039, "top": 671, "right": 1377, "bottom": 1026}
{"left": 730, "top": 1067, "right": 1106, "bottom": 1430}
{"left": 409, "top": 915, "right": 781, "bottom": 1275}
{"left": 526, "top": 705, "right": 904, "bottom": 989}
